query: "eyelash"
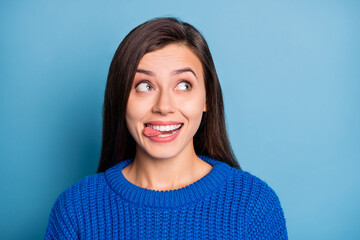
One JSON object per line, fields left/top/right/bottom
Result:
{"left": 176, "top": 80, "right": 192, "bottom": 91}
{"left": 134, "top": 80, "right": 193, "bottom": 91}
{"left": 134, "top": 80, "right": 152, "bottom": 91}
{"left": 135, "top": 80, "right": 151, "bottom": 87}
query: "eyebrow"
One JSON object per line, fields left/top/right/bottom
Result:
{"left": 136, "top": 67, "right": 198, "bottom": 79}
{"left": 172, "top": 68, "right": 198, "bottom": 79}
{"left": 136, "top": 69, "right": 154, "bottom": 76}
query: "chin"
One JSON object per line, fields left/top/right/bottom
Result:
{"left": 137, "top": 140, "right": 190, "bottom": 160}
{"left": 143, "top": 147, "right": 181, "bottom": 160}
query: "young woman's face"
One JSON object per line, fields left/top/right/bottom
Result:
{"left": 126, "top": 44, "right": 206, "bottom": 160}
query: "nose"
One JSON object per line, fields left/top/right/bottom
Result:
{"left": 152, "top": 89, "right": 175, "bottom": 115}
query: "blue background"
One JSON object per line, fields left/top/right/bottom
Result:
{"left": 1, "top": 0, "right": 359, "bottom": 239}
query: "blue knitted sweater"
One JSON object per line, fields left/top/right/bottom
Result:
{"left": 45, "top": 156, "right": 287, "bottom": 239}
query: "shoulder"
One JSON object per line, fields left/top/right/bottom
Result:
{"left": 48, "top": 173, "right": 108, "bottom": 219}
{"left": 45, "top": 173, "right": 107, "bottom": 239}
{"left": 230, "top": 168, "right": 288, "bottom": 238}
{"left": 48, "top": 172, "right": 108, "bottom": 222}
{"left": 231, "top": 168, "right": 284, "bottom": 213}
{"left": 55, "top": 172, "right": 107, "bottom": 207}
{"left": 232, "top": 169, "right": 280, "bottom": 202}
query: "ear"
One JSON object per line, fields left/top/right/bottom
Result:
{"left": 203, "top": 103, "right": 207, "bottom": 112}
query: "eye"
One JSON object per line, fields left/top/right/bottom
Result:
{"left": 175, "top": 81, "right": 192, "bottom": 91}
{"left": 136, "top": 82, "right": 153, "bottom": 92}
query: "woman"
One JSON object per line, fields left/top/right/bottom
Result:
{"left": 45, "top": 17, "right": 287, "bottom": 239}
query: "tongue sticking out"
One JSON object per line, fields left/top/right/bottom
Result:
{"left": 143, "top": 126, "right": 162, "bottom": 137}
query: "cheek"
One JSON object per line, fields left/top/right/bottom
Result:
{"left": 125, "top": 96, "right": 151, "bottom": 130}
{"left": 178, "top": 92, "right": 206, "bottom": 126}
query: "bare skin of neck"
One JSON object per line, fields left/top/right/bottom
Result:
{"left": 121, "top": 146, "right": 213, "bottom": 191}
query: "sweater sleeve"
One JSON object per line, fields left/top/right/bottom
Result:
{"left": 44, "top": 189, "right": 79, "bottom": 240}
{"left": 246, "top": 176, "right": 288, "bottom": 240}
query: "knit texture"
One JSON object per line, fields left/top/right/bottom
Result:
{"left": 45, "top": 156, "right": 288, "bottom": 239}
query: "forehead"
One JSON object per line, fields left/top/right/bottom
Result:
{"left": 138, "top": 44, "right": 203, "bottom": 76}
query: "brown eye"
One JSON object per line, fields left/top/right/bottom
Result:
{"left": 175, "top": 81, "right": 192, "bottom": 91}
{"left": 136, "top": 82, "right": 153, "bottom": 92}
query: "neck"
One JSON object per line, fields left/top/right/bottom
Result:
{"left": 122, "top": 146, "right": 212, "bottom": 191}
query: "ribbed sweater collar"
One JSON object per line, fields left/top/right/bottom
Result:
{"left": 104, "top": 155, "right": 233, "bottom": 208}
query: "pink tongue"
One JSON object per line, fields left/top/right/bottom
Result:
{"left": 143, "top": 126, "right": 162, "bottom": 137}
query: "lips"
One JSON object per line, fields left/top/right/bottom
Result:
{"left": 143, "top": 121, "right": 183, "bottom": 141}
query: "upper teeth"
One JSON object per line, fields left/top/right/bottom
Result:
{"left": 148, "top": 124, "right": 182, "bottom": 132}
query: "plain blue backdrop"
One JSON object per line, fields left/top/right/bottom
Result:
{"left": 1, "top": 0, "right": 359, "bottom": 239}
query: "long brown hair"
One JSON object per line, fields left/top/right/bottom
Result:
{"left": 97, "top": 17, "right": 240, "bottom": 173}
